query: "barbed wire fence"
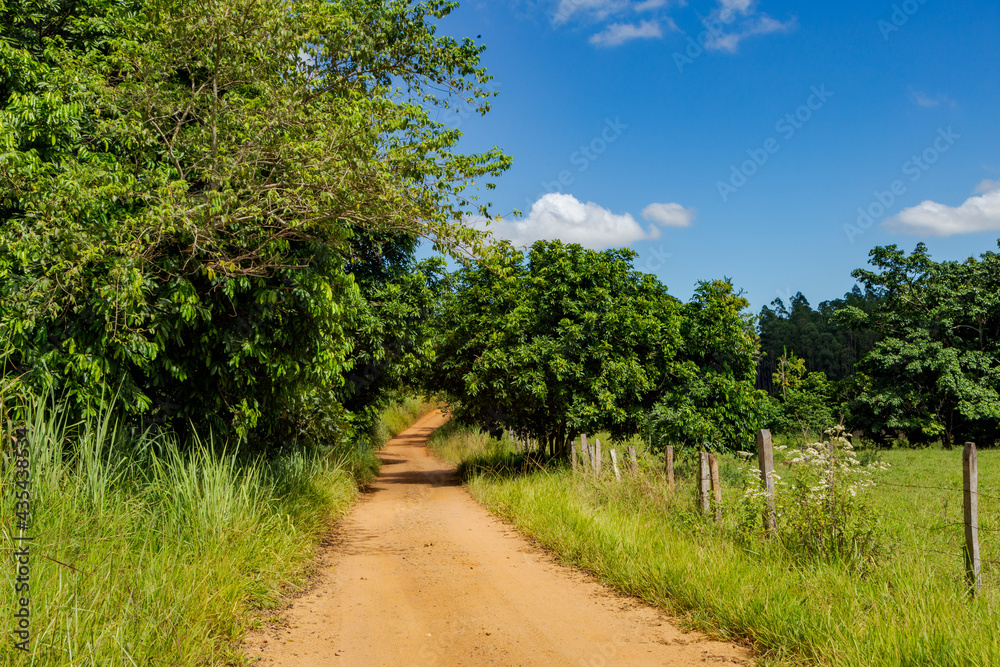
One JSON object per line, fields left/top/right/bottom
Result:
{"left": 551, "top": 427, "right": 994, "bottom": 598}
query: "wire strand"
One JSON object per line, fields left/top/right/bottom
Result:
{"left": 880, "top": 481, "right": 1000, "bottom": 503}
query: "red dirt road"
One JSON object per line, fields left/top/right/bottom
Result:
{"left": 244, "top": 411, "right": 751, "bottom": 666}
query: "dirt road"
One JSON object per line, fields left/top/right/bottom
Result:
{"left": 245, "top": 411, "right": 751, "bottom": 666}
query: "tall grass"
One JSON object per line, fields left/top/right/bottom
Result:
{"left": 376, "top": 395, "right": 437, "bottom": 445}
{"left": 0, "top": 397, "right": 363, "bottom": 666}
{"left": 430, "top": 422, "right": 1000, "bottom": 667}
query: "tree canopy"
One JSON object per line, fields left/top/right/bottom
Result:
{"left": 425, "top": 241, "right": 767, "bottom": 454}
{"left": 757, "top": 288, "right": 880, "bottom": 390}
{"left": 0, "top": 0, "right": 509, "bottom": 446}
{"left": 841, "top": 242, "right": 1000, "bottom": 446}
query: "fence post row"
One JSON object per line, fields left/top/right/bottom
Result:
{"left": 699, "top": 451, "right": 711, "bottom": 515}
{"left": 963, "top": 441, "right": 982, "bottom": 595}
{"left": 709, "top": 453, "right": 722, "bottom": 523}
{"left": 665, "top": 445, "right": 675, "bottom": 490}
{"left": 540, "top": 430, "right": 984, "bottom": 594}
{"left": 756, "top": 429, "right": 777, "bottom": 533}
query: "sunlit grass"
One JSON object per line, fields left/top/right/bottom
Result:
{"left": 0, "top": 395, "right": 429, "bottom": 666}
{"left": 376, "top": 395, "right": 438, "bottom": 446}
{"left": 430, "top": 421, "right": 1000, "bottom": 666}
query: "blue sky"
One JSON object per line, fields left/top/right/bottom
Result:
{"left": 429, "top": 0, "right": 1000, "bottom": 312}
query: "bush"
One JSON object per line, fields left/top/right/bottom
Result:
{"left": 737, "top": 425, "right": 890, "bottom": 570}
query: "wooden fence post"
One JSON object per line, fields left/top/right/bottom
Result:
{"left": 581, "top": 434, "right": 590, "bottom": 470}
{"left": 699, "top": 452, "right": 711, "bottom": 515}
{"left": 611, "top": 449, "right": 622, "bottom": 481}
{"left": 595, "top": 439, "right": 602, "bottom": 477}
{"left": 665, "top": 445, "right": 675, "bottom": 490}
{"left": 756, "top": 429, "right": 776, "bottom": 533}
{"left": 964, "top": 441, "right": 981, "bottom": 595}
{"left": 571, "top": 442, "right": 578, "bottom": 473}
{"left": 627, "top": 446, "right": 638, "bottom": 474}
{"left": 709, "top": 453, "right": 722, "bottom": 523}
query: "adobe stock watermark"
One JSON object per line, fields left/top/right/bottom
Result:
{"left": 878, "top": 0, "right": 931, "bottom": 40}
{"left": 548, "top": 0, "right": 588, "bottom": 25}
{"left": 578, "top": 632, "right": 629, "bottom": 667}
{"left": 12, "top": 427, "right": 31, "bottom": 653}
{"left": 637, "top": 243, "right": 673, "bottom": 274}
{"left": 717, "top": 85, "right": 834, "bottom": 202}
{"left": 672, "top": 9, "right": 739, "bottom": 73}
{"left": 842, "top": 126, "right": 959, "bottom": 244}
{"left": 521, "top": 117, "right": 628, "bottom": 212}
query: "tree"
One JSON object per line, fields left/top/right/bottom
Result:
{"left": 426, "top": 240, "right": 683, "bottom": 455}
{"left": 647, "top": 279, "right": 769, "bottom": 452}
{"left": 757, "top": 287, "right": 880, "bottom": 392}
{"left": 342, "top": 248, "right": 451, "bottom": 445}
{"left": 841, "top": 242, "right": 1000, "bottom": 446}
{"left": 421, "top": 241, "right": 527, "bottom": 436}
{"left": 0, "top": 0, "right": 509, "bottom": 445}
{"left": 769, "top": 350, "right": 833, "bottom": 441}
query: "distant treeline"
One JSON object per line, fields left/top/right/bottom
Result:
{"left": 756, "top": 287, "right": 881, "bottom": 391}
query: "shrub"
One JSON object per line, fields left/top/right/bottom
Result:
{"left": 738, "top": 425, "right": 890, "bottom": 569}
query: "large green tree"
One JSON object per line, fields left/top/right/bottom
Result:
{"left": 841, "top": 242, "right": 1000, "bottom": 446}
{"left": 0, "top": 0, "right": 509, "bottom": 444}
{"left": 646, "top": 279, "right": 769, "bottom": 452}
{"left": 426, "top": 240, "right": 684, "bottom": 455}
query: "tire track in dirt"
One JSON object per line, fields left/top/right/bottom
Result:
{"left": 244, "top": 410, "right": 751, "bottom": 666}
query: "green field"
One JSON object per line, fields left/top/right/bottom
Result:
{"left": 430, "top": 422, "right": 999, "bottom": 666}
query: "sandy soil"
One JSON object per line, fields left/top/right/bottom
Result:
{"left": 244, "top": 410, "right": 752, "bottom": 666}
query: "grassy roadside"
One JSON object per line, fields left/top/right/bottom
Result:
{"left": 428, "top": 421, "right": 1000, "bottom": 667}
{"left": 377, "top": 396, "right": 438, "bottom": 445}
{"left": 0, "top": 397, "right": 431, "bottom": 666}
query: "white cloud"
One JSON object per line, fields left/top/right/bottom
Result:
{"left": 886, "top": 187, "right": 1000, "bottom": 236}
{"left": 641, "top": 202, "right": 695, "bottom": 227}
{"left": 974, "top": 178, "right": 1000, "bottom": 194}
{"left": 718, "top": 0, "right": 753, "bottom": 15}
{"left": 908, "top": 88, "right": 956, "bottom": 109}
{"left": 553, "top": 0, "right": 680, "bottom": 27}
{"left": 551, "top": 0, "right": 789, "bottom": 51}
{"left": 705, "top": 13, "right": 796, "bottom": 53}
{"left": 477, "top": 194, "right": 692, "bottom": 250}
{"left": 552, "top": 0, "right": 625, "bottom": 25}
{"left": 634, "top": 0, "right": 670, "bottom": 10}
{"left": 589, "top": 20, "right": 663, "bottom": 47}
